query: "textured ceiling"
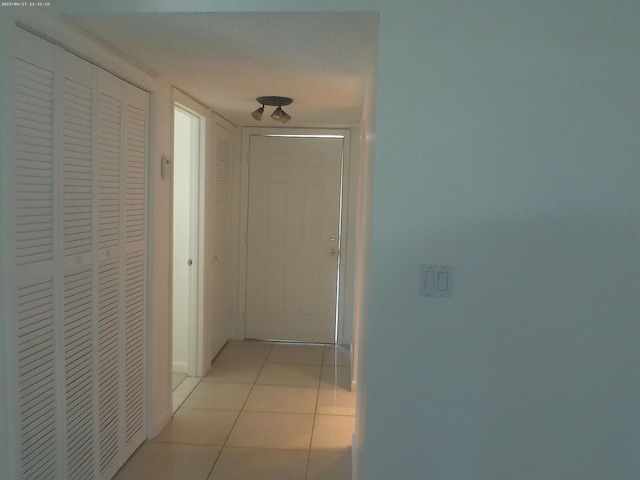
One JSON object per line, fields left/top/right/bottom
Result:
{"left": 61, "top": 12, "right": 378, "bottom": 127}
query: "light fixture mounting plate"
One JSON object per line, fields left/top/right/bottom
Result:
{"left": 256, "top": 96, "right": 293, "bottom": 107}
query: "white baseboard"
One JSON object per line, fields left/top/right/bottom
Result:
{"left": 172, "top": 361, "right": 187, "bottom": 374}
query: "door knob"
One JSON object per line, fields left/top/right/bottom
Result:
{"left": 187, "top": 259, "right": 193, "bottom": 266}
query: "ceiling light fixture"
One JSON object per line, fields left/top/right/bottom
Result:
{"left": 251, "top": 104, "right": 264, "bottom": 121}
{"left": 252, "top": 96, "right": 293, "bottom": 123}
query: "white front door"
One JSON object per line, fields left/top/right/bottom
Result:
{"left": 245, "top": 136, "right": 344, "bottom": 343}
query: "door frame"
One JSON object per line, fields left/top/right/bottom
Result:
{"left": 237, "top": 127, "right": 356, "bottom": 345}
{"left": 170, "top": 89, "right": 209, "bottom": 377}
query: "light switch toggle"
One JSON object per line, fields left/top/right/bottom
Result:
{"left": 420, "top": 265, "right": 453, "bottom": 297}
{"left": 437, "top": 272, "right": 448, "bottom": 291}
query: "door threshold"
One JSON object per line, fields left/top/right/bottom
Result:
{"left": 171, "top": 376, "right": 201, "bottom": 413}
{"left": 244, "top": 337, "right": 336, "bottom": 346}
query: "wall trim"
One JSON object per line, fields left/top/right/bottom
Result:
{"left": 172, "top": 361, "right": 188, "bottom": 374}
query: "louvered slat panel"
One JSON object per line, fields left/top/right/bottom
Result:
{"left": 124, "top": 105, "right": 146, "bottom": 245}
{"left": 98, "top": 93, "right": 121, "bottom": 251}
{"left": 15, "top": 59, "right": 54, "bottom": 267}
{"left": 17, "top": 279, "right": 56, "bottom": 480}
{"left": 97, "top": 258, "right": 120, "bottom": 475}
{"left": 123, "top": 251, "right": 145, "bottom": 444}
{"left": 63, "top": 267, "right": 95, "bottom": 480}
{"left": 63, "top": 78, "right": 93, "bottom": 258}
{"left": 215, "top": 137, "right": 231, "bottom": 258}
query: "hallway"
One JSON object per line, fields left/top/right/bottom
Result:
{"left": 115, "top": 341, "right": 355, "bottom": 479}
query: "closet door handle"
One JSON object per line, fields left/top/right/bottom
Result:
{"left": 187, "top": 259, "right": 193, "bottom": 266}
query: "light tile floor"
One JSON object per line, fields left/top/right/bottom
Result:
{"left": 172, "top": 372, "right": 188, "bottom": 391}
{"left": 115, "top": 341, "right": 354, "bottom": 480}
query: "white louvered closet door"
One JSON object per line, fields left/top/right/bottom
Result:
{"left": 9, "top": 28, "right": 148, "bottom": 480}
{"left": 95, "top": 69, "right": 124, "bottom": 480}
{"left": 210, "top": 122, "right": 233, "bottom": 333}
{"left": 122, "top": 82, "right": 148, "bottom": 458}
{"left": 59, "top": 49, "right": 97, "bottom": 480}
{"left": 13, "top": 30, "right": 58, "bottom": 480}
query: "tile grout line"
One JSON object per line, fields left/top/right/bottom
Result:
{"left": 306, "top": 344, "right": 342, "bottom": 479}
{"left": 171, "top": 375, "right": 204, "bottom": 415}
{"left": 205, "top": 341, "right": 276, "bottom": 479}
{"left": 305, "top": 345, "right": 330, "bottom": 480}
{"left": 206, "top": 342, "right": 339, "bottom": 479}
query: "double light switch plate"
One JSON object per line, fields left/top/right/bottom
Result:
{"left": 420, "top": 265, "right": 453, "bottom": 297}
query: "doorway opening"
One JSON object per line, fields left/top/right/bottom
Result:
{"left": 171, "top": 104, "right": 203, "bottom": 410}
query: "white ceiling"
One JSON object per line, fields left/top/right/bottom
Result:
{"left": 60, "top": 12, "right": 378, "bottom": 127}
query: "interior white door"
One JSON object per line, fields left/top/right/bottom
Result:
{"left": 245, "top": 136, "right": 343, "bottom": 343}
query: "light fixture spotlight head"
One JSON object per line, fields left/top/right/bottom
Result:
{"left": 271, "top": 106, "right": 284, "bottom": 121}
{"left": 251, "top": 105, "right": 264, "bottom": 121}
{"left": 252, "top": 96, "right": 293, "bottom": 122}
{"left": 279, "top": 110, "right": 291, "bottom": 124}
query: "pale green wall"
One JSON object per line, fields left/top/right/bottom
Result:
{"left": 365, "top": 2, "right": 640, "bottom": 479}
{"left": 53, "top": 1, "right": 640, "bottom": 479}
